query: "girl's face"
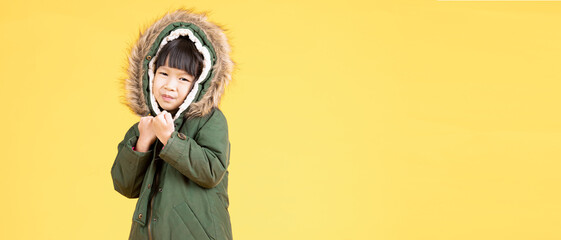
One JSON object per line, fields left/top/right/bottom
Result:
{"left": 153, "top": 64, "right": 195, "bottom": 113}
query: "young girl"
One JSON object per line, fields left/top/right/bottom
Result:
{"left": 111, "top": 8, "right": 233, "bottom": 240}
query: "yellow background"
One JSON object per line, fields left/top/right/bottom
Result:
{"left": 1, "top": 0, "right": 560, "bottom": 239}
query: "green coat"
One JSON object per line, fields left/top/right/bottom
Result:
{"left": 111, "top": 8, "right": 234, "bottom": 240}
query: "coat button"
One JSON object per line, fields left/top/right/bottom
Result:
{"left": 147, "top": 184, "right": 151, "bottom": 189}
{"left": 177, "top": 132, "right": 187, "bottom": 140}
{"left": 138, "top": 213, "right": 143, "bottom": 219}
{"left": 158, "top": 187, "right": 163, "bottom": 192}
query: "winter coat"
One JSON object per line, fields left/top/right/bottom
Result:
{"left": 110, "top": 8, "right": 233, "bottom": 240}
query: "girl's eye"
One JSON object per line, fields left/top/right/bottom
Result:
{"left": 159, "top": 72, "right": 168, "bottom": 76}
{"left": 180, "top": 78, "right": 191, "bottom": 82}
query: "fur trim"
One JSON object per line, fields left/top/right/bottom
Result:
{"left": 121, "top": 8, "right": 233, "bottom": 119}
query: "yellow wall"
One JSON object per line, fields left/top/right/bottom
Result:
{"left": 1, "top": 0, "right": 560, "bottom": 239}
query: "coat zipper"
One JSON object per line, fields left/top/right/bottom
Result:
{"left": 148, "top": 141, "right": 163, "bottom": 240}
{"left": 148, "top": 122, "right": 182, "bottom": 240}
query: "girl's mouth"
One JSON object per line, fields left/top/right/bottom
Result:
{"left": 162, "top": 94, "right": 175, "bottom": 102}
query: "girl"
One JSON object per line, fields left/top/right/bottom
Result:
{"left": 111, "top": 8, "right": 233, "bottom": 240}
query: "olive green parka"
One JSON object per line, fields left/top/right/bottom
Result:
{"left": 111, "top": 8, "right": 234, "bottom": 240}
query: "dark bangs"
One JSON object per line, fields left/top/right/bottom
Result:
{"left": 154, "top": 36, "right": 204, "bottom": 79}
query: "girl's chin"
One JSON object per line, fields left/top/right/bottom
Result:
{"left": 158, "top": 104, "right": 178, "bottom": 112}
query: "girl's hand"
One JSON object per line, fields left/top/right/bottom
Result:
{"left": 136, "top": 116, "right": 157, "bottom": 152}
{"left": 152, "top": 110, "right": 175, "bottom": 146}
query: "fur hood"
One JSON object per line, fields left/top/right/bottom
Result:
{"left": 121, "top": 8, "right": 233, "bottom": 120}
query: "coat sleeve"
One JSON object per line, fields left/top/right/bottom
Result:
{"left": 111, "top": 122, "right": 153, "bottom": 198}
{"left": 159, "top": 108, "right": 230, "bottom": 189}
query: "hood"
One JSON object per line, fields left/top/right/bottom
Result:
{"left": 121, "top": 8, "right": 233, "bottom": 120}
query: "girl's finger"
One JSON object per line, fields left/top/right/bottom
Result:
{"left": 158, "top": 111, "right": 167, "bottom": 121}
{"left": 153, "top": 114, "right": 162, "bottom": 124}
{"left": 164, "top": 112, "right": 172, "bottom": 123}
{"left": 154, "top": 111, "right": 163, "bottom": 120}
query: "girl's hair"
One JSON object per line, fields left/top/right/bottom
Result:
{"left": 154, "top": 36, "right": 204, "bottom": 80}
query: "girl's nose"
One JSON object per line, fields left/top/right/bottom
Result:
{"left": 164, "top": 78, "right": 178, "bottom": 90}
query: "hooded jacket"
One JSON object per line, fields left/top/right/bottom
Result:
{"left": 111, "top": 8, "right": 233, "bottom": 240}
